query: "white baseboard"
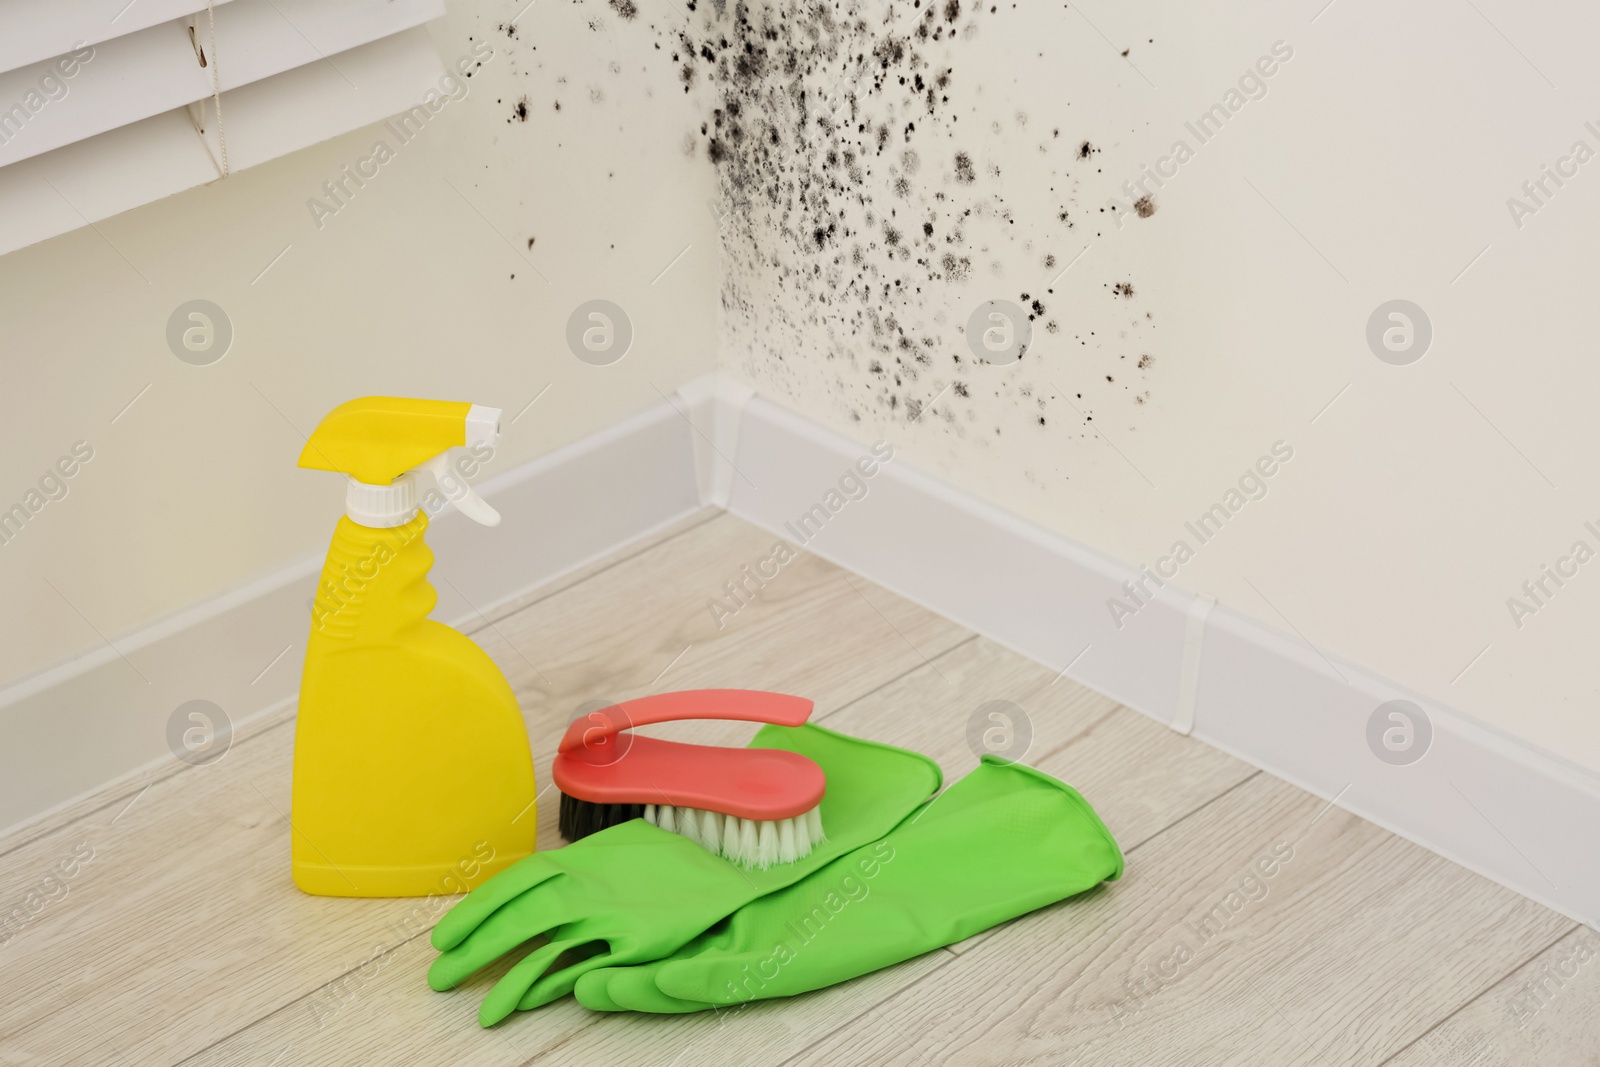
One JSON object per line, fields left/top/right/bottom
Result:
{"left": 5, "top": 372, "right": 1597, "bottom": 930}
{"left": 0, "top": 399, "right": 702, "bottom": 834}
{"left": 721, "top": 389, "right": 1600, "bottom": 928}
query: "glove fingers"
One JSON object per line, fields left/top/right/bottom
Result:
{"left": 428, "top": 890, "right": 574, "bottom": 991}
{"left": 431, "top": 859, "right": 563, "bottom": 952}
{"left": 516, "top": 940, "right": 626, "bottom": 1011}
{"left": 572, "top": 968, "right": 626, "bottom": 1011}
{"left": 579, "top": 964, "right": 712, "bottom": 1014}
{"left": 479, "top": 935, "right": 590, "bottom": 1025}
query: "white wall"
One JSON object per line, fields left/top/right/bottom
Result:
{"left": 673, "top": 0, "right": 1600, "bottom": 773}
{"left": 0, "top": 1, "right": 717, "bottom": 685}
{"left": 5, "top": 0, "right": 1597, "bottom": 790}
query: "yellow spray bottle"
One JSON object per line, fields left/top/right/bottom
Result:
{"left": 292, "top": 397, "right": 537, "bottom": 897}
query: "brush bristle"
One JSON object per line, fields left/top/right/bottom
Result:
{"left": 559, "top": 792, "right": 645, "bottom": 843}
{"left": 643, "top": 802, "right": 825, "bottom": 869}
{"left": 560, "top": 793, "right": 825, "bottom": 870}
{"left": 559, "top": 792, "right": 826, "bottom": 868}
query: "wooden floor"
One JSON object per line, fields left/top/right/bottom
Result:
{"left": 2, "top": 511, "right": 1596, "bottom": 1066}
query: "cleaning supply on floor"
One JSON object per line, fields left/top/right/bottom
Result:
{"left": 574, "top": 755, "right": 1122, "bottom": 1013}
{"left": 292, "top": 396, "right": 537, "bottom": 898}
{"left": 428, "top": 723, "right": 940, "bottom": 1025}
{"left": 554, "top": 688, "right": 827, "bottom": 867}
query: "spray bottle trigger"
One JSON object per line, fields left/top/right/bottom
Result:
{"left": 422, "top": 452, "right": 501, "bottom": 527}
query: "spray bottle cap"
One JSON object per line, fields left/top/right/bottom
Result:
{"left": 299, "top": 397, "right": 502, "bottom": 529}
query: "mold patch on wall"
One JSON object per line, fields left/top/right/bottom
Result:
{"left": 644, "top": 0, "right": 1162, "bottom": 486}
{"left": 549, "top": 0, "right": 1164, "bottom": 491}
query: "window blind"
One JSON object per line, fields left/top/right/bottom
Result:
{"left": 0, "top": 0, "right": 448, "bottom": 257}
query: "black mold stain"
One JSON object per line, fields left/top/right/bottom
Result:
{"left": 1134, "top": 195, "right": 1155, "bottom": 218}
{"left": 594, "top": 0, "right": 1156, "bottom": 439}
{"left": 609, "top": 0, "right": 639, "bottom": 18}
{"left": 510, "top": 96, "right": 529, "bottom": 122}
{"left": 942, "top": 253, "right": 973, "bottom": 282}
{"left": 953, "top": 152, "right": 976, "bottom": 184}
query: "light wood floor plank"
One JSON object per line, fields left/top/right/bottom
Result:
{"left": 1383, "top": 925, "right": 1599, "bottom": 1066}
{"left": 3, "top": 513, "right": 1582, "bottom": 1067}
{"left": 0, "top": 514, "right": 969, "bottom": 1066}
{"left": 786, "top": 774, "right": 1572, "bottom": 1067}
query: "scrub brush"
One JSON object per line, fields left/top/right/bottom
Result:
{"left": 552, "top": 689, "right": 827, "bottom": 869}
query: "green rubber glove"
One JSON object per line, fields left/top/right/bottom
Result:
{"left": 427, "top": 723, "right": 940, "bottom": 1025}
{"left": 573, "top": 755, "right": 1122, "bottom": 1013}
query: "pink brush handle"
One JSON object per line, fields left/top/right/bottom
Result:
{"left": 556, "top": 689, "right": 814, "bottom": 754}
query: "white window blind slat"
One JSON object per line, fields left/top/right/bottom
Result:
{"left": 0, "top": 0, "right": 238, "bottom": 76}
{"left": 192, "top": 26, "right": 451, "bottom": 174}
{"left": 0, "top": 26, "right": 448, "bottom": 257}
{"left": 0, "top": 0, "right": 445, "bottom": 170}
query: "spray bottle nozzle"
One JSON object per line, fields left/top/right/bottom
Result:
{"left": 300, "top": 398, "right": 504, "bottom": 529}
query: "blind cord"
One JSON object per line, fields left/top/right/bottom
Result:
{"left": 206, "top": 0, "right": 229, "bottom": 177}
